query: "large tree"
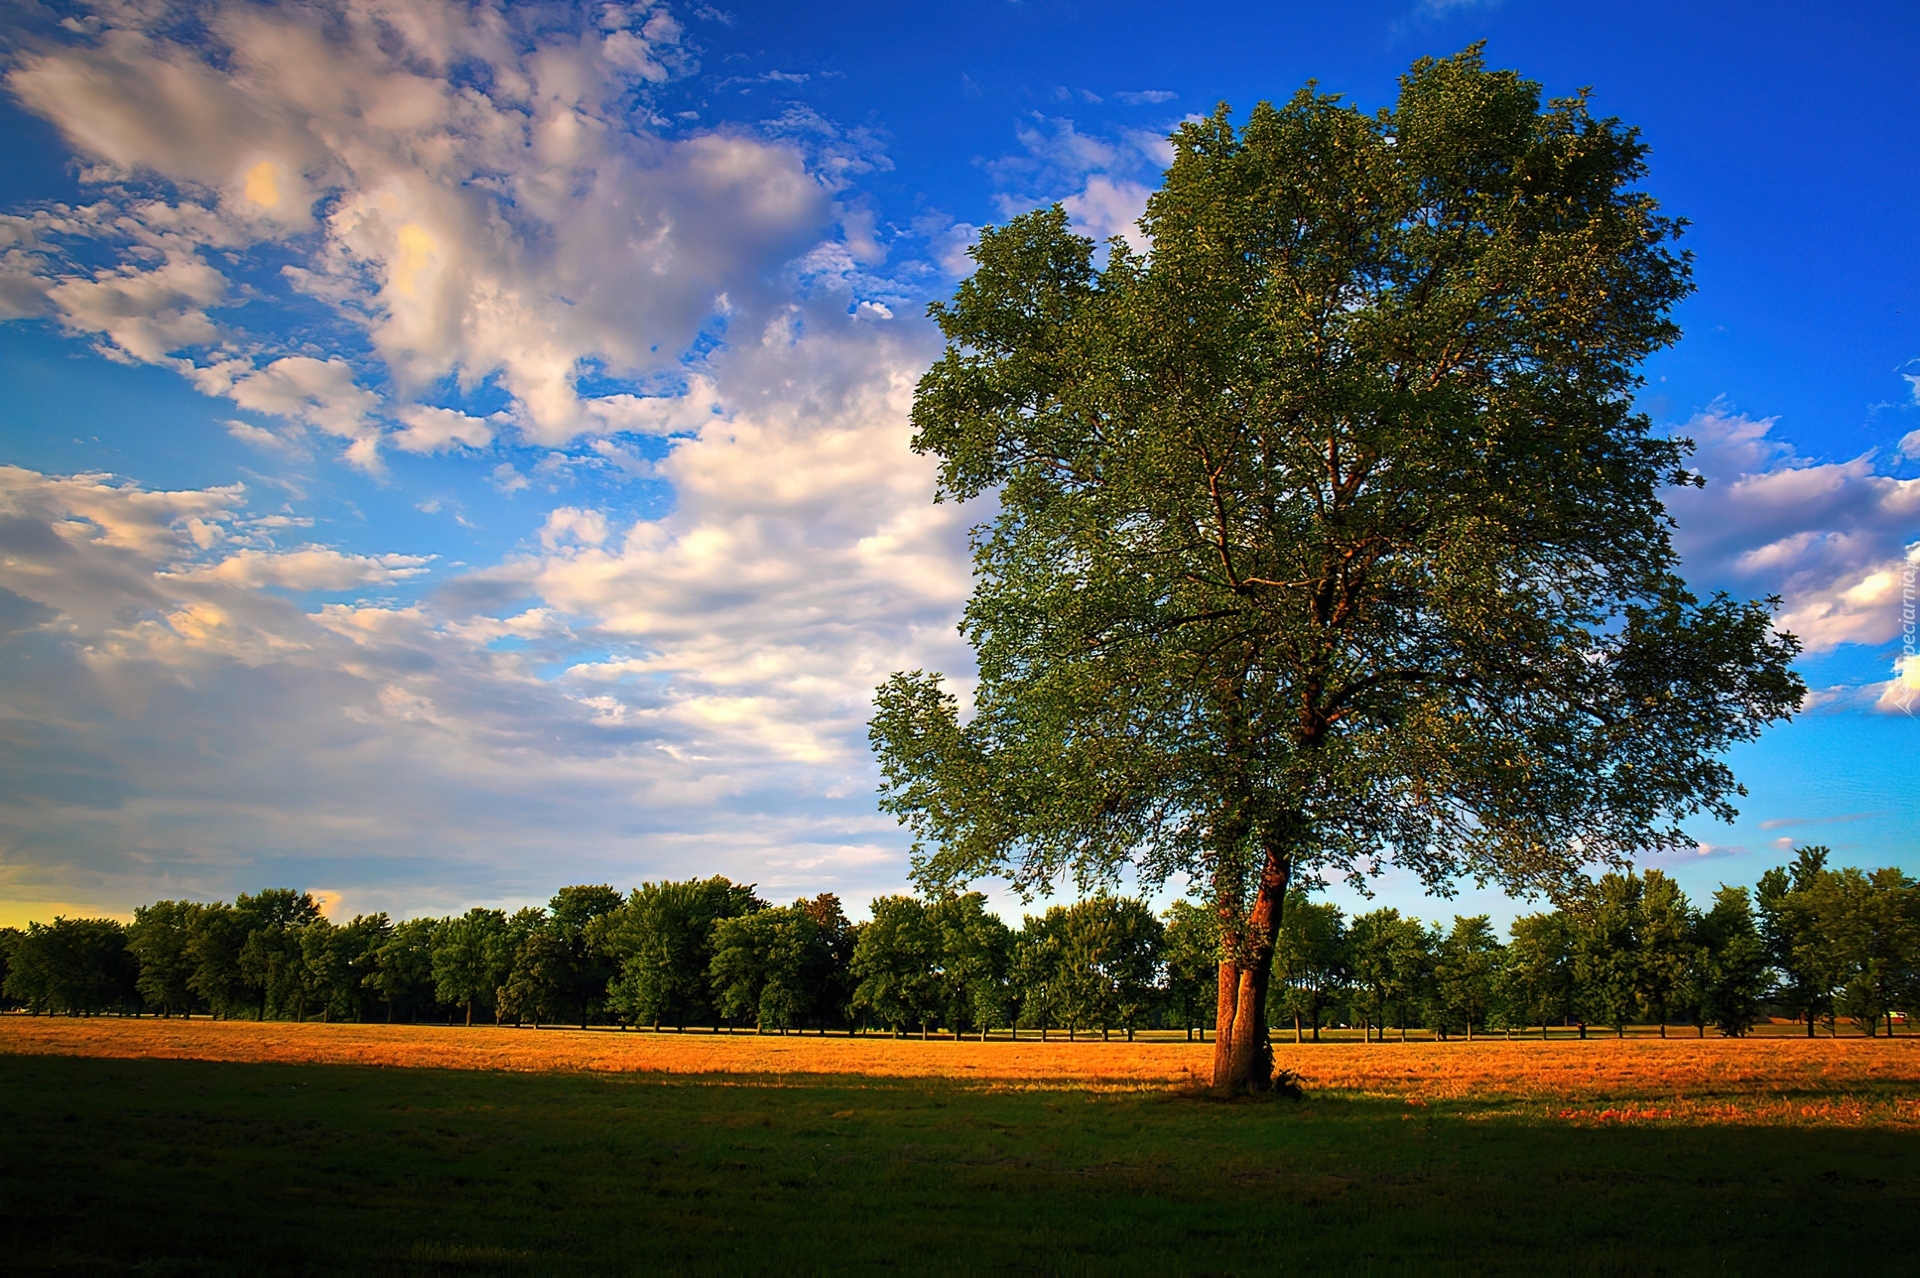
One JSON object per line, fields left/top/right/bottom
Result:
{"left": 870, "top": 49, "right": 1802, "bottom": 1090}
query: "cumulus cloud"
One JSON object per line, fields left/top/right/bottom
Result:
{"left": 0, "top": 297, "right": 976, "bottom": 917}
{"left": 2, "top": 0, "right": 847, "bottom": 463}
{"left": 1669, "top": 406, "right": 1920, "bottom": 654}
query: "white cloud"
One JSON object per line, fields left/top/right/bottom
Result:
{"left": 0, "top": 298, "right": 977, "bottom": 916}
{"left": 1115, "top": 90, "right": 1177, "bottom": 106}
{"left": 2, "top": 0, "right": 843, "bottom": 461}
{"left": 393, "top": 405, "right": 495, "bottom": 454}
{"left": 1061, "top": 175, "right": 1152, "bottom": 254}
{"left": 195, "top": 356, "right": 384, "bottom": 467}
{"left": 165, "top": 547, "right": 432, "bottom": 591}
{"left": 1668, "top": 406, "right": 1920, "bottom": 651}
{"left": 1877, "top": 651, "right": 1919, "bottom": 716}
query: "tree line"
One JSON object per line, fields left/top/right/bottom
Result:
{"left": 2, "top": 847, "right": 1913, "bottom": 1039}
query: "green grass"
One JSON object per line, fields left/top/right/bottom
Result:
{"left": 1, "top": 1054, "right": 1913, "bottom": 1275}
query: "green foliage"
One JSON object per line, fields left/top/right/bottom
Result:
{"left": 1270, "top": 895, "right": 1348, "bottom": 1040}
{"left": 850, "top": 895, "right": 940, "bottom": 1035}
{"left": 1689, "top": 886, "right": 1769, "bottom": 1036}
{"left": 1010, "top": 896, "right": 1163, "bottom": 1039}
{"left": 1159, "top": 900, "right": 1219, "bottom": 1035}
{"left": 0, "top": 927, "right": 18, "bottom": 1011}
{"left": 1636, "top": 870, "right": 1696, "bottom": 1030}
{"left": 1497, "top": 911, "right": 1576, "bottom": 1032}
{"left": 14, "top": 845, "right": 1915, "bottom": 1040}
{"left": 234, "top": 889, "right": 323, "bottom": 1021}
{"left": 127, "top": 900, "right": 204, "bottom": 1015}
{"left": 708, "top": 895, "right": 847, "bottom": 1032}
{"left": 926, "top": 893, "right": 1014, "bottom": 1036}
{"left": 601, "top": 877, "right": 765, "bottom": 1029}
{"left": 183, "top": 903, "right": 249, "bottom": 1018}
{"left": 431, "top": 909, "right": 510, "bottom": 1026}
{"left": 369, "top": 918, "right": 440, "bottom": 1022}
{"left": 1431, "top": 915, "right": 1501, "bottom": 1037}
{"left": 2, "top": 917, "right": 136, "bottom": 1014}
{"left": 1573, "top": 872, "right": 1646, "bottom": 1034}
{"left": 871, "top": 50, "right": 1801, "bottom": 1080}
{"left": 1348, "top": 908, "right": 1432, "bottom": 1038}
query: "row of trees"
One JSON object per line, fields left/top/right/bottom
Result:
{"left": 1272, "top": 848, "right": 1917, "bottom": 1040}
{"left": 3, "top": 849, "right": 1913, "bottom": 1039}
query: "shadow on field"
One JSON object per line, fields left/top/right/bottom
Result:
{"left": 1, "top": 1053, "right": 1912, "bottom": 1275}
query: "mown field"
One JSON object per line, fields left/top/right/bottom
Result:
{"left": 3, "top": 1019, "right": 1917, "bottom": 1274}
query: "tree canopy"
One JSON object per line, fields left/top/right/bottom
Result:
{"left": 870, "top": 48, "right": 1803, "bottom": 1089}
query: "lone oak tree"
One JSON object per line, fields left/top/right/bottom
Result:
{"left": 869, "top": 50, "right": 1803, "bottom": 1091}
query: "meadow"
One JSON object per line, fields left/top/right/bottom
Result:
{"left": 3, "top": 1018, "right": 1917, "bottom": 1274}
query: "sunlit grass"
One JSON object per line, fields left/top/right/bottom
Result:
{"left": 5, "top": 1015, "right": 1917, "bottom": 1127}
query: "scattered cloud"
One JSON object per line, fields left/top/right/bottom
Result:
{"left": 0, "top": 296, "right": 976, "bottom": 915}
{"left": 1668, "top": 405, "right": 1920, "bottom": 654}
{"left": 0, "top": 0, "right": 851, "bottom": 464}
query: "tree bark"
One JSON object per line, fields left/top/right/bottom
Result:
{"left": 1210, "top": 844, "right": 1290, "bottom": 1092}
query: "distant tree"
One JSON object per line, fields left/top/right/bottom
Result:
{"left": 235, "top": 889, "right": 323, "bottom": 1021}
{"left": 1637, "top": 870, "right": 1696, "bottom": 1035}
{"left": 1499, "top": 912, "right": 1577, "bottom": 1037}
{"left": 1018, "top": 896, "right": 1163, "bottom": 1041}
{"left": 0, "top": 927, "right": 20, "bottom": 1011}
{"left": 1271, "top": 894, "right": 1348, "bottom": 1042}
{"left": 432, "top": 908, "right": 511, "bottom": 1026}
{"left": 1818, "top": 866, "right": 1919, "bottom": 1037}
{"left": 927, "top": 893, "right": 1014, "bottom": 1038}
{"left": 1160, "top": 900, "right": 1219, "bottom": 1040}
{"left": 1349, "top": 909, "right": 1431, "bottom": 1042}
{"left": 1687, "top": 886, "right": 1769, "bottom": 1037}
{"left": 547, "top": 885, "right": 624, "bottom": 1028}
{"left": 4, "top": 918, "right": 136, "bottom": 1015}
{"left": 1757, "top": 846, "right": 1835, "bottom": 1036}
{"left": 330, "top": 913, "right": 392, "bottom": 1022}
{"left": 850, "top": 896, "right": 940, "bottom": 1037}
{"left": 1574, "top": 873, "right": 1644, "bottom": 1036}
{"left": 1096, "top": 898, "right": 1164, "bottom": 1041}
{"left": 802, "top": 894, "right": 857, "bottom": 1030}
{"left": 493, "top": 907, "right": 545, "bottom": 1024}
{"left": 1432, "top": 915, "right": 1501, "bottom": 1040}
{"left": 128, "top": 900, "right": 205, "bottom": 1017}
{"left": 1011, "top": 912, "right": 1063, "bottom": 1041}
{"left": 497, "top": 920, "right": 569, "bottom": 1027}
{"left": 709, "top": 899, "right": 844, "bottom": 1033}
{"left": 602, "top": 878, "right": 763, "bottom": 1030}
{"left": 186, "top": 903, "right": 255, "bottom": 1019}
{"left": 369, "top": 917, "right": 441, "bottom": 1022}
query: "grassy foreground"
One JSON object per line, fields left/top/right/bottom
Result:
{"left": 2, "top": 1031, "right": 1917, "bottom": 1274}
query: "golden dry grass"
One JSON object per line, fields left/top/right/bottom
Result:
{"left": 5, "top": 1015, "right": 1918, "bottom": 1126}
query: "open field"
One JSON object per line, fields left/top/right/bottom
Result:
{"left": 5, "top": 1015, "right": 1919, "bottom": 1125}
{"left": 4, "top": 1020, "right": 1918, "bottom": 1274}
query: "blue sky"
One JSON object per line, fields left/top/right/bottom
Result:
{"left": 0, "top": 0, "right": 1913, "bottom": 928}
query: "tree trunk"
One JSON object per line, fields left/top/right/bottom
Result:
{"left": 466, "top": 1000, "right": 473, "bottom": 1028}
{"left": 1293, "top": 1013, "right": 1302, "bottom": 1044}
{"left": 1210, "top": 845, "right": 1289, "bottom": 1092}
